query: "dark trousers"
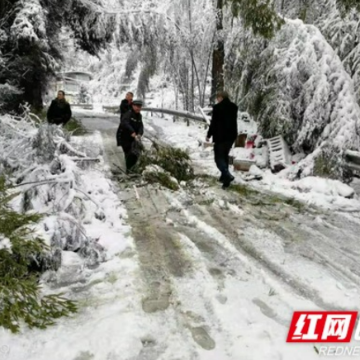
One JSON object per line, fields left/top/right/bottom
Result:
{"left": 121, "top": 143, "right": 138, "bottom": 172}
{"left": 214, "top": 141, "right": 234, "bottom": 180}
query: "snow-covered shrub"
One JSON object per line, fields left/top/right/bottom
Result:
{"left": 143, "top": 166, "right": 180, "bottom": 191}
{"left": 0, "top": 177, "right": 77, "bottom": 333}
{"left": 0, "top": 112, "right": 106, "bottom": 271}
{"left": 76, "top": 84, "right": 91, "bottom": 104}
{"left": 136, "top": 141, "right": 194, "bottom": 184}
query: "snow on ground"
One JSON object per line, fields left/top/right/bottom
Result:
{"left": 0, "top": 132, "right": 141, "bottom": 360}
{"left": 3, "top": 112, "right": 360, "bottom": 360}
{"left": 145, "top": 114, "right": 360, "bottom": 212}
{"left": 253, "top": 171, "right": 360, "bottom": 211}
{"left": 0, "top": 125, "right": 321, "bottom": 360}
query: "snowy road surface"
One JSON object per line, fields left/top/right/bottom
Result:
{"left": 4, "top": 111, "right": 360, "bottom": 360}
{"left": 83, "top": 111, "right": 360, "bottom": 358}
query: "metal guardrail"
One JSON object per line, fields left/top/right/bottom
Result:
{"left": 102, "top": 105, "right": 208, "bottom": 123}
{"left": 71, "top": 104, "right": 94, "bottom": 110}
{"left": 142, "top": 107, "right": 206, "bottom": 122}
{"left": 102, "top": 106, "right": 119, "bottom": 113}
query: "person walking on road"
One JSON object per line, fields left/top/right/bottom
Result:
{"left": 206, "top": 91, "right": 238, "bottom": 189}
{"left": 120, "top": 92, "right": 134, "bottom": 119}
{"left": 47, "top": 91, "right": 72, "bottom": 126}
{"left": 116, "top": 99, "right": 144, "bottom": 173}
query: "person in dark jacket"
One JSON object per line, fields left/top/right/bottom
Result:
{"left": 117, "top": 99, "right": 144, "bottom": 173}
{"left": 206, "top": 91, "right": 238, "bottom": 189}
{"left": 47, "top": 91, "right": 72, "bottom": 125}
{"left": 116, "top": 92, "right": 134, "bottom": 148}
{"left": 120, "top": 92, "right": 134, "bottom": 119}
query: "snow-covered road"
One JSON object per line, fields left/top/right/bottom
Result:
{"left": 4, "top": 111, "right": 360, "bottom": 360}
{"left": 79, "top": 111, "right": 360, "bottom": 359}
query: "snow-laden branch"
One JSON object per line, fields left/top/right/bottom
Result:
{"left": 225, "top": 17, "right": 360, "bottom": 179}
{"left": 0, "top": 113, "right": 106, "bottom": 268}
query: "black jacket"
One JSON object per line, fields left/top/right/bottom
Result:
{"left": 116, "top": 109, "right": 144, "bottom": 146}
{"left": 47, "top": 99, "right": 72, "bottom": 125}
{"left": 120, "top": 99, "right": 131, "bottom": 119}
{"left": 207, "top": 98, "right": 238, "bottom": 143}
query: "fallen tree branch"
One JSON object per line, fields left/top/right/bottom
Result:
{"left": 57, "top": 140, "right": 87, "bottom": 158}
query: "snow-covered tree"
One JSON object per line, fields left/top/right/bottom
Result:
{"left": 226, "top": 0, "right": 284, "bottom": 38}
{"left": 225, "top": 17, "right": 360, "bottom": 179}
{"left": 50, "top": 0, "right": 360, "bottom": 181}
{"left": 0, "top": 0, "right": 115, "bottom": 111}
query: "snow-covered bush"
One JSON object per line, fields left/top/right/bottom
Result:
{"left": 136, "top": 141, "right": 195, "bottom": 184}
{"left": 76, "top": 84, "right": 91, "bottom": 104}
{"left": 0, "top": 110, "right": 110, "bottom": 332}
{"left": 0, "top": 112, "right": 106, "bottom": 274}
{"left": 0, "top": 84, "right": 23, "bottom": 109}
{"left": 143, "top": 166, "right": 180, "bottom": 191}
{"left": 225, "top": 18, "right": 360, "bottom": 179}
{"left": 0, "top": 177, "right": 77, "bottom": 333}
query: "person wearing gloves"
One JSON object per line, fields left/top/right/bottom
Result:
{"left": 116, "top": 99, "right": 144, "bottom": 173}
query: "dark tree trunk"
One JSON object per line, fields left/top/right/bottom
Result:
{"left": 23, "top": 73, "right": 44, "bottom": 111}
{"left": 211, "top": 0, "right": 224, "bottom": 103}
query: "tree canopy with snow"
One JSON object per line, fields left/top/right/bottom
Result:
{"left": 0, "top": 0, "right": 115, "bottom": 111}
{"left": 2, "top": 0, "right": 360, "bottom": 179}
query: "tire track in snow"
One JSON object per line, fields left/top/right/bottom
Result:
{"left": 79, "top": 113, "right": 353, "bottom": 359}
{"left": 100, "top": 129, "right": 289, "bottom": 358}
{"left": 99, "top": 129, "right": 228, "bottom": 357}
{"left": 181, "top": 187, "right": 360, "bottom": 312}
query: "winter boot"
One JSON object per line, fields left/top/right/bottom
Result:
{"left": 222, "top": 175, "right": 235, "bottom": 189}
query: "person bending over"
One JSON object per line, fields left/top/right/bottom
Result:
{"left": 117, "top": 99, "right": 144, "bottom": 173}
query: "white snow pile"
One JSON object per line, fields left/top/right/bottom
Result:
{"left": 250, "top": 169, "right": 360, "bottom": 211}
{"left": 246, "top": 165, "right": 355, "bottom": 200}
{"left": 291, "top": 176, "right": 354, "bottom": 198}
